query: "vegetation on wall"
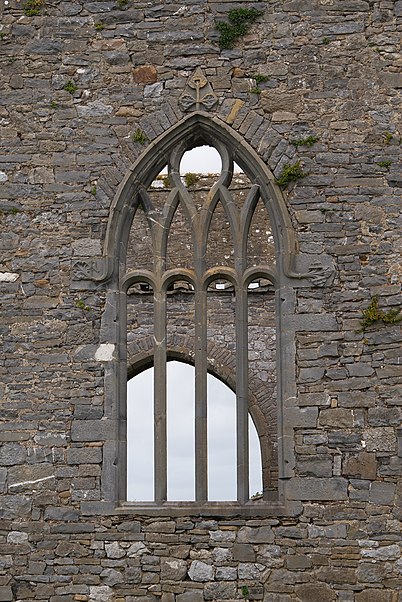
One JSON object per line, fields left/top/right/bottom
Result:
{"left": 358, "top": 296, "right": 402, "bottom": 332}
{"left": 275, "top": 161, "right": 308, "bottom": 189}
{"left": 23, "top": 0, "right": 44, "bottom": 16}
{"left": 291, "top": 135, "right": 319, "bottom": 148}
{"left": 184, "top": 173, "right": 200, "bottom": 188}
{"left": 216, "top": 8, "right": 262, "bottom": 49}
{"left": 132, "top": 129, "right": 148, "bottom": 145}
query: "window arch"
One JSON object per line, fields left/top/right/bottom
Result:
{"left": 98, "top": 113, "right": 299, "bottom": 516}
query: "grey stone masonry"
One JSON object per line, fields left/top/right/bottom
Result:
{"left": 1, "top": 0, "right": 402, "bottom": 600}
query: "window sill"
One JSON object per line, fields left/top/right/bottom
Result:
{"left": 81, "top": 498, "right": 301, "bottom": 517}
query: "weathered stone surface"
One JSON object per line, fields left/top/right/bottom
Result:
{"left": 0, "top": 587, "right": 13, "bottom": 602}
{"left": 288, "top": 478, "right": 348, "bottom": 501}
{"left": 204, "top": 582, "right": 237, "bottom": 600}
{"left": 0, "top": 443, "right": 27, "bottom": 465}
{"left": 343, "top": 452, "right": 377, "bottom": 480}
{"left": 238, "top": 526, "right": 274, "bottom": 544}
{"left": 188, "top": 560, "right": 213, "bottom": 582}
{"left": 361, "top": 544, "right": 400, "bottom": 561}
{"left": 133, "top": 65, "right": 158, "bottom": 84}
{"left": 7, "top": 463, "right": 55, "bottom": 493}
{"left": 319, "top": 408, "right": 354, "bottom": 428}
{"left": 76, "top": 101, "right": 114, "bottom": 117}
{"left": 363, "top": 428, "right": 396, "bottom": 453}
{"left": 355, "top": 591, "right": 395, "bottom": 602}
{"left": 295, "top": 583, "right": 336, "bottom": 601}
{"left": 261, "top": 90, "right": 303, "bottom": 114}
{"left": 89, "top": 586, "right": 113, "bottom": 602}
{"left": 161, "top": 559, "right": 187, "bottom": 581}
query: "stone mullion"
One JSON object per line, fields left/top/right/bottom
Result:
{"left": 194, "top": 284, "right": 208, "bottom": 502}
{"left": 236, "top": 198, "right": 249, "bottom": 504}
{"left": 154, "top": 215, "right": 167, "bottom": 503}
{"left": 193, "top": 184, "right": 208, "bottom": 503}
{"left": 235, "top": 282, "right": 249, "bottom": 504}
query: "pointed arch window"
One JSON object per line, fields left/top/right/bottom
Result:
{"left": 82, "top": 113, "right": 301, "bottom": 517}
{"left": 123, "top": 132, "right": 281, "bottom": 510}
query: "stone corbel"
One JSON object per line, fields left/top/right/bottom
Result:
{"left": 72, "top": 258, "right": 111, "bottom": 282}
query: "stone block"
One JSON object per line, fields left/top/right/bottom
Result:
{"left": 343, "top": 452, "right": 377, "bottom": 480}
{"left": 204, "top": 582, "right": 236, "bottom": 600}
{"left": 361, "top": 544, "right": 399, "bottom": 561}
{"left": 1, "top": 495, "right": 32, "bottom": 519}
{"left": 288, "top": 407, "right": 318, "bottom": 427}
{"left": 295, "top": 583, "right": 336, "bottom": 602}
{"left": 356, "top": 562, "right": 385, "bottom": 583}
{"left": 161, "top": 558, "right": 187, "bottom": 581}
{"left": 0, "top": 442, "right": 27, "bottom": 465}
{"left": 297, "top": 457, "right": 332, "bottom": 478}
{"left": 355, "top": 591, "right": 395, "bottom": 602}
{"left": 363, "top": 428, "right": 396, "bottom": 453}
{"left": 307, "top": 524, "right": 347, "bottom": 539}
{"left": 71, "top": 420, "right": 115, "bottom": 442}
{"left": 133, "top": 65, "right": 158, "bottom": 84}
{"left": 238, "top": 526, "right": 274, "bottom": 544}
{"left": 0, "top": 468, "right": 7, "bottom": 493}
{"left": 285, "top": 554, "right": 312, "bottom": 570}
{"left": 7, "top": 463, "right": 55, "bottom": 493}
{"left": 176, "top": 592, "right": 204, "bottom": 602}
{"left": 0, "top": 586, "right": 13, "bottom": 601}
{"left": 369, "top": 482, "right": 396, "bottom": 505}
{"left": 215, "top": 566, "right": 237, "bottom": 580}
{"left": 44, "top": 506, "right": 80, "bottom": 521}
{"left": 319, "top": 408, "right": 354, "bottom": 428}
{"left": 287, "top": 477, "right": 348, "bottom": 501}
{"left": 233, "top": 543, "right": 255, "bottom": 562}
{"left": 316, "top": 566, "right": 356, "bottom": 584}
{"left": 188, "top": 560, "right": 213, "bottom": 582}
{"left": 66, "top": 447, "right": 102, "bottom": 464}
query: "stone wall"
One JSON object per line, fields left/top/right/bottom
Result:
{"left": 1, "top": 0, "right": 402, "bottom": 601}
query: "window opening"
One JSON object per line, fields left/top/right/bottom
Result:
{"left": 124, "top": 133, "right": 278, "bottom": 507}
{"left": 127, "top": 361, "right": 262, "bottom": 502}
{"left": 180, "top": 145, "right": 222, "bottom": 175}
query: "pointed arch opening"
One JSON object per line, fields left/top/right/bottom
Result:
{"left": 97, "top": 112, "right": 299, "bottom": 517}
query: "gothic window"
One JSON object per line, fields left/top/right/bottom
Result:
{"left": 123, "top": 133, "right": 279, "bottom": 509}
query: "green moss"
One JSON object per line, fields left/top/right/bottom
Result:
{"left": 254, "top": 74, "right": 268, "bottom": 84}
{"left": 132, "top": 128, "right": 148, "bottom": 145}
{"left": 184, "top": 173, "right": 200, "bottom": 188}
{"left": 376, "top": 159, "right": 392, "bottom": 170}
{"left": 64, "top": 80, "right": 77, "bottom": 94}
{"left": 383, "top": 131, "right": 393, "bottom": 144}
{"left": 357, "top": 296, "right": 402, "bottom": 332}
{"left": 250, "top": 87, "right": 262, "bottom": 94}
{"left": 275, "top": 161, "right": 307, "bottom": 189}
{"left": 322, "top": 36, "right": 330, "bottom": 45}
{"left": 75, "top": 298, "right": 91, "bottom": 311}
{"left": 241, "top": 585, "right": 249, "bottom": 599}
{"left": 291, "top": 135, "right": 319, "bottom": 148}
{"left": 94, "top": 22, "right": 105, "bottom": 31}
{"left": 216, "top": 8, "right": 262, "bottom": 49}
{"left": 117, "top": 0, "right": 129, "bottom": 6}
{"left": 23, "top": 0, "right": 44, "bottom": 16}
{"left": 90, "top": 186, "right": 97, "bottom": 195}
{"left": 50, "top": 100, "right": 58, "bottom": 109}
{"left": 156, "top": 175, "right": 171, "bottom": 188}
